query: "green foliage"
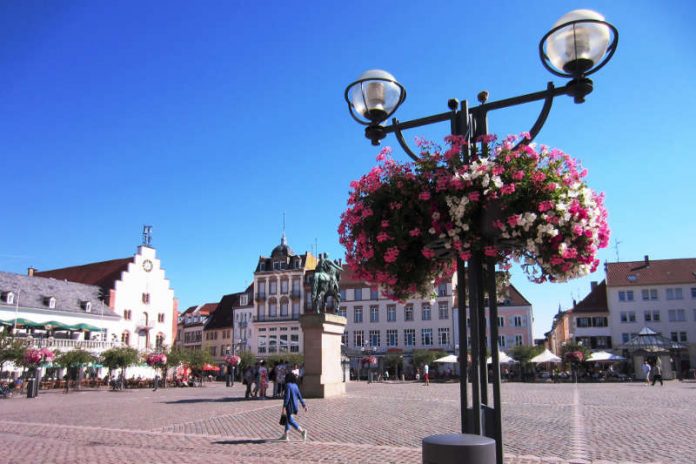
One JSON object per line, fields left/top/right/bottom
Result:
{"left": 384, "top": 352, "right": 404, "bottom": 370}
{"left": 238, "top": 350, "right": 256, "bottom": 371}
{"left": 412, "top": 349, "right": 446, "bottom": 368}
{"left": 164, "top": 347, "right": 188, "bottom": 368}
{"left": 0, "top": 332, "right": 26, "bottom": 369}
{"left": 559, "top": 342, "right": 591, "bottom": 364}
{"left": 186, "top": 348, "right": 213, "bottom": 371}
{"left": 265, "top": 353, "right": 303, "bottom": 368}
{"left": 509, "top": 344, "right": 543, "bottom": 366}
{"left": 55, "top": 349, "right": 96, "bottom": 368}
{"left": 100, "top": 347, "right": 140, "bottom": 370}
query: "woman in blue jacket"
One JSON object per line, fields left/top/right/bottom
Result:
{"left": 279, "top": 372, "right": 308, "bottom": 441}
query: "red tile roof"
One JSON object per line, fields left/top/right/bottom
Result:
{"left": 198, "top": 303, "right": 218, "bottom": 316}
{"left": 606, "top": 258, "right": 696, "bottom": 287}
{"left": 35, "top": 257, "right": 133, "bottom": 292}
{"left": 573, "top": 281, "right": 608, "bottom": 313}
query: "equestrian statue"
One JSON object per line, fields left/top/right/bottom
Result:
{"left": 310, "top": 253, "right": 343, "bottom": 313}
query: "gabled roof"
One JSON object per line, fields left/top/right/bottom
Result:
{"left": 506, "top": 284, "right": 531, "bottom": 306}
{"left": 573, "top": 281, "right": 608, "bottom": 313}
{"left": 35, "top": 257, "right": 133, "bottom": 293}
{"left": 606, "top": 257, "right": 696, "bottom": 287}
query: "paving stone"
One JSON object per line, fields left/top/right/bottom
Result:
{"left": 0, "top": 380, "right": 692, "bottom": 463}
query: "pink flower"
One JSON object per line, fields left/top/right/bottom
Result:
{"left": 418, "top": 191, "right": 431, "bottom": 201}
{"left": 381, "top": 220, "right": 390, "bottom": 228}
{"left": 512, "top": 170, "right": 525, "bottom": 181}
{"left": 421, "top": 247, "right": 436, "bottom": 259}
{"left": 484, "top": 246, "right": 498, "bottom": 257}
{"left": 409, "top": 228, "right": 421, "bottom": 237}
{"left": 468, "top": 191, "right": 480, "bottom": 202}
{"left": 377, "top": 232, "right": 391, "bottom": 243}
{"left": 384, "top": 247, "right": 400, "bottom": 263}
{"left": 531, "top": 172, "right": 546, "bottom": 183}
{"left": 500, "top": 184, "right": 516, "bottom": 195}
{"left": 506, "top": 215, "right": 519, "bottom": 227}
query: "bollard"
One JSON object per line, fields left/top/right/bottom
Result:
{"left": 422, "top": 434, "right": 495, "bottom": 464}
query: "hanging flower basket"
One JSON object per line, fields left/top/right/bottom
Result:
{"left": 361, "top": 355, "right": 378, "bottom": 366}
{"left": 146, "top": 352, "right": 167, "bottom": 367}
{"left": 24, "top": 347, "right": 55, "bottom": 367}
{"left": 339, "top": 134, "right": 609, "bottom": 300}
{"left": 225, "top": 355, "right": 241, "bottom": 367}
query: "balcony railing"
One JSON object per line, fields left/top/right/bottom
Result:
{"left": 254, "top": 313, "right": 300, "bottom": 323}
{"left": 136, "top": 319, "right": 154, "bottom": 330}
{"left": 25, "top": 337, "right": 120, "bottom": 352}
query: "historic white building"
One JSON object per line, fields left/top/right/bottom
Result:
{"left": 34, "top": 243, "right": 177, "bottom": 352}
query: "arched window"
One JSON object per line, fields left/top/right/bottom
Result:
{"left": 268, "top": 298, "right": 277, "bottom": 317}
{"left": 155, "top": 333, "right": 165, "bottom": 349}
{"left": 280, "top": 297, "right": 289, "bottom": 316}
{"left": 121, "top": 331, "right": 130, "bottom": 346}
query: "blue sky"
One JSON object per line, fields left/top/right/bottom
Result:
{"left": 1, "top": 1, "right": 694, "bottom": 338}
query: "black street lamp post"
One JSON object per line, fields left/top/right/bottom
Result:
{"left": 344, "top": 9, "right": 617, "bottom": 464}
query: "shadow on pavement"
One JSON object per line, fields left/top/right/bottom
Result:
{"left": 212, "top": 439, "right": 270, "bottom": 445}
{"left": 163, "top": 397, "right": 262, "bottom": 404}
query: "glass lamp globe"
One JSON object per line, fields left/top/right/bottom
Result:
{"left": 345, "top": 69, "right": 406, "bottom": 124}
{"left": 545, "top": 9, "right": 611, "bottom": 76}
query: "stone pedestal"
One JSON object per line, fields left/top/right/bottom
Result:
{"left": 300, "top": 313, "right": 347, "bottom": 398}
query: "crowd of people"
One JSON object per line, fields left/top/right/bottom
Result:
{"left": 242, "top": 359, "right": 303, "bottom": 400}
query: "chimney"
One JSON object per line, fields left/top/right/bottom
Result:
{"left": 644, "top": 255, "right": 650, "bottom": 267}
{"left": 27, "top": 267, "right": 36, "bottom": 277}
{"left": 590, "top": 281, "right": 598, "bottom": 291}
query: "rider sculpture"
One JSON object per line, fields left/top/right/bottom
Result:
{"left": 311, "top": 253, "right": 343, "bottom": 313}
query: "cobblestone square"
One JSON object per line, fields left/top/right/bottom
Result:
{"left": 1, "top": 380, "right": 694, "bottom": 463}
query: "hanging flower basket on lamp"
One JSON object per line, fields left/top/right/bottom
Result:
{"left": 339, "top": 134, "right": 610, "bottom": 301}
{"left": 225, "top": 355, "right": 241, "bottom": 367}
{"left": 146, "top": 352, "right": 168, "bottom": 368}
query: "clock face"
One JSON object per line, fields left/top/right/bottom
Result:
{"left": 143, "top": 259, "right": 153, "bottom": 272}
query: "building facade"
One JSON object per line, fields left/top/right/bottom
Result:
{"left": 176, "top": 303, "right": 217, "bottom": 351}
{"left": 251, "top": 234, "right": 316, "bottom": 357}
{"left": 339, "top": 270, "right": 534, "bottom": 362}
{"left": 606, "top": 256, "right": 696, "bottom": 371}
{"left": 35, "top": 245, "right": 177, "bottom": 352}
{"left": 0, "top": 271, "right": 121, "bottom": 353}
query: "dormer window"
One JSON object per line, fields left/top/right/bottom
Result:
{"left": 44, "top": 296, "right": 56, "bottom": 309}
{"left": 273, "top": 261, "right": 282, "bottom": 270}
{"left": 259, "top": 262, "right": 266, "bottom": 271}
{"left": 2, "top": 291, "right": 14, "bottom": 305}
{"left": 81, "top": 301, "right": 92, "bottom": 312}
{"left": 240, "top": 294, "right": 249, "bottom": 306}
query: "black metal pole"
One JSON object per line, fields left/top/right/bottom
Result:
{"left": 467, "top": 251, "right": 483, "bottom": 435}
{"left": 487, "top": 257, "right": 504, "bottom": 464}
{"left": 477, "top": 265, "right": 488, "bottom": 405}
{"left": 456, "top": 256, "right": 469, "bottom": 433}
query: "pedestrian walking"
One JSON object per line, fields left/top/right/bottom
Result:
{"left": 276, "top": 360, "right": 287, "bottom": 397}
{"left": 258, "top": 360, "right": 269, "bottom": 399}
{"left": 243, "top": 366, "right": 254, "bottom": 399}
{"left": 641, "top": 360, "right": 651, "bottom": 386}
{"left": 423, "top": 364, "right": 430, "bottom": 386}
{"left": 279, "top": 372, "right": 308, "bottom": 442}
{"left": 651, "top": 362, "right": 663, "bottom": 386}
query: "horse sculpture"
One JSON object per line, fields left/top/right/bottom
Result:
{"left": 311, "top": 254, "right": 342, "bottom": 313}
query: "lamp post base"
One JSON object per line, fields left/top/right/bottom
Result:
{"left": 422, "top": 434, "right": 496, "bottom": 464}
